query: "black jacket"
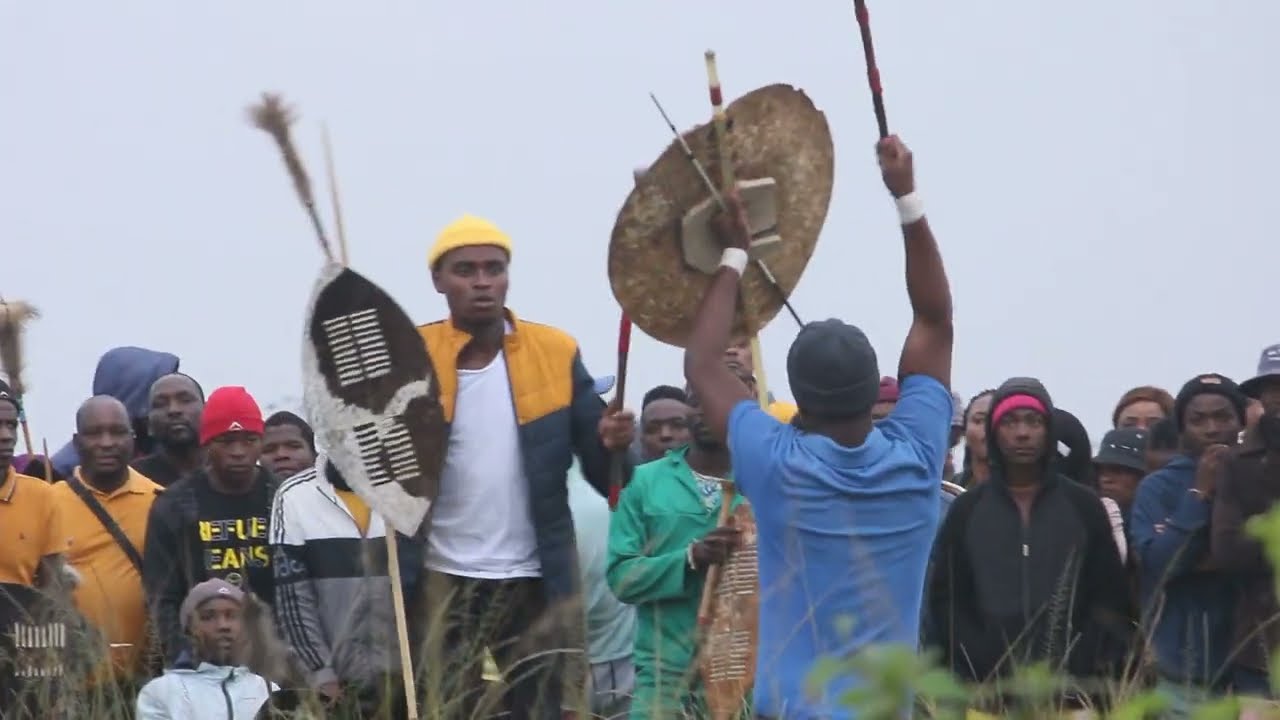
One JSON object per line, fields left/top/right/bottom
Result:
{"left": 142, "top": 467, "right": 281, "bottom": 662}
{"left": 927, "top": 377, "right": 1134, "bottom": 684}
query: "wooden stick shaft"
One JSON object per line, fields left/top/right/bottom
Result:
{"left": 18, "top": 413, "right": 34, "bottom": 461}
{"left": 749, "top": 337, "right": 769, "bottom": 406}
{"left": 321, "top": 124, "right": 350, "bottom": 266}
{"left": 608, "top": 313, "right": 632, "bottom": 510}
{"left": 41, "top": 438, "right": 52, "bottom": 482}
{"left": 319, "top": 123, "right": 416, "bottom": 716}
{"left": 696, "top": 487, "right": 734, "bottom": 626}
{"left": 698, "top": 50, "right": 746, "bottom": 627}
{"left": 704, "top": 51, "right": 737, "bottom": 190}
{"left": 384, "top": 531, "right": 419, "bottom": 720}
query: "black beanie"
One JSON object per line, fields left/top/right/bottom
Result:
{"left": 786, "top": 319, "right": 879, "bottom": 419}
{"left": 1173, "top": 373, "right": 1247, "bottom": 430}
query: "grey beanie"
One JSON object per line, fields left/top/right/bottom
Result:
{"left": 180, "top": 578, "right": 244, "bottom": 629}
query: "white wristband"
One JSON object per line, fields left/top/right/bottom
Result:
{"left": 895, "top": 191, "right": 925, "bottom": 225}
{"left": 719, "top": 248, "right": 749, "bottom": 275}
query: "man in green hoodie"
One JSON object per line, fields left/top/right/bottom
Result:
{"left": 606, "top": 372, "right": 749, "bottom": 719}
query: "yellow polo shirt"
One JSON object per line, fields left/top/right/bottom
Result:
{"left": 0, "top": 467, "right": 66, "bottom": 586}
{"left": 50, "top": 469, "right": 162, "bottom": 679}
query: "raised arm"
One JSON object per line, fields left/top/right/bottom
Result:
{"left": 683, "top": 191, "right": 756, "bottom": 442}
{"left": 878, "top": 136, "right": 953, "bottom": 388}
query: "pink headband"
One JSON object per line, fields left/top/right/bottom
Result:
{"left": 991, "top": 394, "right": 1048, "bottom": 426}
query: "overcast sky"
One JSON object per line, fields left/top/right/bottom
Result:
{"left": 2, "top": 1, "right": 1275, "bottom": 450}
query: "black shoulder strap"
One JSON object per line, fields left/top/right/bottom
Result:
{"left": 67, "top": 476, "right": 145, "bottom": 572}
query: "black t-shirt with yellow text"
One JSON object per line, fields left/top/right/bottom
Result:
{"left": 192, "top": 479, "right": 273, "bottom": 605}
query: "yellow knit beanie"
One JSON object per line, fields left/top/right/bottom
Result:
{"left": 428, "top": 214, "right": 513, "bottom": 269}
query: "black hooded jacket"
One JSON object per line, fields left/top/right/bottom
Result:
{"left": 927, "top": 377, "right": 1134, "bottom": 684}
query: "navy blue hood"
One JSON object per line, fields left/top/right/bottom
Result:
{"left": 52, "top": 346, "right": 180, "bottom": 475}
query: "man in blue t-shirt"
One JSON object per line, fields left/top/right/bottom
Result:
{"left": 682, "top": 135, "right": 954, "bottom": 719}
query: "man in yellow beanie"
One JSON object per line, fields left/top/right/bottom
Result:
{"left": 415, "top": 215, "right": 637, "bottom": 720}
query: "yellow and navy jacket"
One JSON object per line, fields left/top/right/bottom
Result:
{"left": 417, "top": 309, "right": 632, "bottom": 602}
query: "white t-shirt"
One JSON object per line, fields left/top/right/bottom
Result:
{"left": 425, "top": 353, "right": 541, "bottom": 578}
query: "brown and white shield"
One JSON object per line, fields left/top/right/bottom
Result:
{"left": 610, "top": 83, "right": 834, "bottom": 348}
{"left": 302, "top": 262, "right": 447, "bottom": 536}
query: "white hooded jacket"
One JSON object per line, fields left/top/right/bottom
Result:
{"left": 136, "top": 662, "right": 276, "bottom": 720}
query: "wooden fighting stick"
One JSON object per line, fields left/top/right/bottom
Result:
{"left": 696, "top": 51, "right": 772, "bottom": 634}
{"left": 249, "top": 95, "right": 419, "bottom": 720}
{"left": 41, "top": 439, "right": 52, "bottom": 482}
{"left": 645, "top": 93, "right": 803, "bottom": 329}
{"left": 607, "top": 311, "right": 631, "bottom": 510}
{"left": 319, "top": 120, "right": 420, "bottom": 720}
{"left": 852, "top": 0, "right": 891, "bottom": 139}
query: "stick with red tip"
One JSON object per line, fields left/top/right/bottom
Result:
{"left": 852, "top": 0, "right": 890, "bottom": 139}
{"left": 607, "top": 312, "right": 632, "bottom": 510}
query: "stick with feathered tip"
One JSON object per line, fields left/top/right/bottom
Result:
{"left": 249, "top": 97, "right": 419, "bottom": 719}
{"left": 247, "top": 93, "right": 334, "bottom": 262}
{"left": 0, "top": 298, "right": 40, "bottom": 457}
{"left": 320, "top": 123, "right": 350, "bottom": 267}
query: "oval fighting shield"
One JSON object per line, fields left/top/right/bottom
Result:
{"left": 0, "top": 583, "right": 93, "bottom": 716}
{"left": 700, "top": 502, "right": 759, "bottom": 719}
{"left": 302, "top": 262, "right": 447, "bottom": 537}
{"left": 610, "top": 84, "right": 834, "bottom": 347}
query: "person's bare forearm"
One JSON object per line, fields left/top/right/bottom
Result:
{"left": 684, "top": 269, "right": 741, "bottom": 385}
{"left": 902, "top": 218, "right": 951, "bottom": 327}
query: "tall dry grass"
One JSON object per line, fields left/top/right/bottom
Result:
{"left": 4, "top": 502, "right": 1280, "bottom": 719}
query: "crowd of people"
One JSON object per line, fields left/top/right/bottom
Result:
{"left": 0, "top": 135, "right": 1275, "bottom": 720}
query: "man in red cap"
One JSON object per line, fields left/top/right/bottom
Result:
{"left": 142, "top": 385, "right": 283, "bottom": 668}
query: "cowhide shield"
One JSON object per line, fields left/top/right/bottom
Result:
{"left": 302, "top": 262, "right": 447, "bottom": 536}
{"left": 700, "top": 502, "right": 759, "bottom": 719}
{"left": 0, "top": 583, "right": 92, "bottom": 715}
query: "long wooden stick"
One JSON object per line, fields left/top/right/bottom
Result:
{"left": 321, "top": 123, "right": 350, "bottom": 266}
{"left": 748, "top": 337, "right": 769, "bottom": 407}
{"left": 696, "top": 491, "right": 734, "bottom": 627}
{"left": 645, "top": 92, "right": 802, "bottom": 328}
{"left": 41, "top": 438, "right": 52, "bottom": 482}
{"left": 852, "top": 0, "right": 891, "bottom": 138}
{"left": 321, "top": 125, "right": 418, "bottom": 720}
{"left": 696, "top": 49, "right": 752, "bottom": 631}
{"left": 608, "top": 312, "right": 632, "bottom": 510}
{"left": 383, "top": 532, "right": 418, "bottom": 720}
